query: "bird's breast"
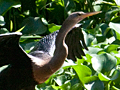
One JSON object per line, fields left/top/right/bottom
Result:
{"left": 29, "top": 54, "right": 53, "bottom": 84}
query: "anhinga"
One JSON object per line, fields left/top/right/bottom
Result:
{"left": 0, "top": 11, "right": 101, "bottom": 90}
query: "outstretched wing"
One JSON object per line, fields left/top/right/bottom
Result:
{"left": 30, "top": 25, "right": 88, "bottom": 61}
{"left": 0, "top": 32, "right": 30, "bottom": 67}
{"left": 66, "top": 25, "right": 88, "bottom": 61}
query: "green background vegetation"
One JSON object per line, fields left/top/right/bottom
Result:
{"left": 0, "top": 0, "right": 120, "bottom": 90}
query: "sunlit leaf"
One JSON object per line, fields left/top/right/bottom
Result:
{"left": 93, "top": 1, "right": 102, "bottom": 11}
{"left": 0, "top": 16, "right": 5, "bottom": 26}
{"left": 104, "top": 44, "right": 119, "bottom": 53}
{"left": 72, "top": 65, "right": 98, "bottom": 84}
{"left": 111, "top": 16, "right": 120, "bottom": 23}
{"left": 98, "top": 73, "right": 110, "bottom": 81}
{"left": 115, "top": 0, "right": 120, "bottom": 6}
{"left": 10, "top": 20, "right": 13, "bottom": 31}
{"left": 48, "top": 23, "right": 61, "bottom": 33}
{"left": 109, "top": 22, "right": 120, "bottom": 34}
{"left": 84, "top": 47, "right": 103, "bottom": 54}
{"left": 92, "top": 53, "right": 117, "bottom": 73}
{"left": 54, "top": 75, "right": 67, "bottom": 86}
{"left": 0, "top": 65, "right": 9, "bottom": 72}
{"left": 60, "top": 82, "right": 71, "bottom": 90}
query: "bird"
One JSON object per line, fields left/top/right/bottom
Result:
{"left": 0, "top": 11, "right": 101, "bottom": 90}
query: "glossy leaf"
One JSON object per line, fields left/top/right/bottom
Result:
{"left": 21, "top": 17, "right": 47, "bottom": 35}
{"left": 115, "top": 0, "right": 120, "bottom": 6}
{"left": 105, "top": 8, "right": 120, "bottom": 22}
{"left": 84, "top": 47, "right": 103, "bottom": 54}
{"left": 48, "top": 23, "right": 61, "bottom": 33}
{"left": 112, "top": 70, "right": 120, "bottom": 83}
{"left": 0, "top": 16, "right": 5, "bottom": 26}
{"left": 0, "top": 28, "right": 9, "bottom": 34}
{"left": 72, "top": 65, "right": 98, "bottom": 84}
{"left": 0, "top": 0, "right": 20, "bottom": 15}
{"left": 92, "top": 53, "right": 117, "bottom": 73}
{"left": 71, "top": 83, "right": 83, "bottom": 90}
{"left": 93, "top": 1, "right": 102, "bottom": 11}
{"left": 96, "top": 35, "right": 106, "bottom": 43}
{"left": 60, "top": 82, "right": 71, "bottom": 90}
{"left": 109, "top": 22, "right": 120, "bottom": 34}
{"left": 104, "top": 44, "right": 119, "bottom": 53}
{"left": 85, "top": 80, "right": 104, "bottom": 90}
{"left": 54, "top": 75, "right": 67, "bottom": 86}
{"left": 98, "top": 73, "right": 110, "bottom": 81}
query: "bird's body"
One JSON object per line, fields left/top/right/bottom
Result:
{"left": 0, "top": 11, "right": 101, "bottom": 90}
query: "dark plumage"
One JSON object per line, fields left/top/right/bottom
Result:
{"left": 30, "top": 25, "right": 87, "bottom": 61}
{"left": 0, "top": 11, "right": 101, "bottom": 90}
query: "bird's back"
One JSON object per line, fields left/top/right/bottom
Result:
{"left": 30, "top": 31, "right": 59, "bottom": 57}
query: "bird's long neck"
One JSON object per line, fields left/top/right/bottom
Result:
{"left": 49, "top": 19, "right": 76, "bottom": 72}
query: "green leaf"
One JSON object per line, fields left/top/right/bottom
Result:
{"left": 92, "top": 53, "right": 117, "bottom": 73}
{"left": 36, "top": 83, "right": 48, "bottom": 89}
{"left": 71, "top": 83, "right": 83, "bottom": 90}
{"left": 21, "top": 17, "right": 47, "bottom": 35}
{"left": 36, "top": 0, "right": 47, "bottom": 9}
{"left": 105, "top": 8, "right": 120, "bottom": 22}
{"left": 44, "top": 85, "right": 55, "bottom": 90}
{"left": 98, "top": 73, "right": 110, "bottom": 81}
{"left": 60, "top": 82, "right": 71, "bottom": 90}
{"left": 112, "top": 39, "right": 120, "bottom": 45}
{"left": 84, "top": 47, "right": 103, "bottom": 54}
{"left": 93, "top": 1, "right": 102, "bottom": 11}
{"left": 0, "top": 16, "right": 5, "bottom": 26}
{"left": 0, "top": 65, "right": 9, "bottom": 72}
{"left": 109, "top": 22, "right": 120, "bottom": 34}
{"left": 111, "top": 70, "right": 120, "bottom": 81}
{"left": 96, "top": 35, "right": 106, "bottom": 43}
{"left": 114, "top": 0, "right": 120, "bottom": 6}
{"left": 0, "top": 28, "right": 9, "bottom": 34}
{"left": 100, "top": 23, "right": 109, "bottom": 36}
{"left": 83, "top": 31, "right": 95, "bottom": 46}
{"left": 46, "top": 2, "right": 65, "bottom": 24}
{"left": 48, "top": 23, "right": 61, "bottom": 33}
{"left": 85, "top": 80, "right": 104, "bottom": 90}
{"left": 0, "top": 0, "right": 20, "bottom": 15}
{"left": 111, "top": 16, "right": 120, "bottom": 23}
{"left": 54, "top": 75, "right": 67, "bottom": 86}
{"left": 105, "top": 44, "right": 119, "bottom": 53}
{"left": 64, "top": 0, "right": 75, "bottom": 12}
{"left": 20, "top": 41, "right": 38, "bottom": 52}
{"left": 72, "top": 65, "right": 98, "bottom": 84}
{"left": 111, "top": 86, "right": 120, "bottom": 90}
{"left": 51, "top": 85, "right": 60, "bottom": 90}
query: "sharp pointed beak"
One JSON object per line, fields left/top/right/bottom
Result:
{"left": 82, "top": 11, "right": 102, "bottom": 18}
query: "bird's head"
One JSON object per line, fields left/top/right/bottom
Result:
{"left": 66, "top": 11, "right": 101, "bottom": 24}
{"left": 60, "top": 11, "right": 101, "bottom": 33}
{"left": 60, "top": 11, "right": 101, "bottom": 35}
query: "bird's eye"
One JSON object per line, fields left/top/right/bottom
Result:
{"left": 77, "top": 13, "right": 81, "bottom": 16}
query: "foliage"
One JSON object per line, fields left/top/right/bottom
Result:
{"left": 0, "top": 0, "right": 120, "bottom": 90}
